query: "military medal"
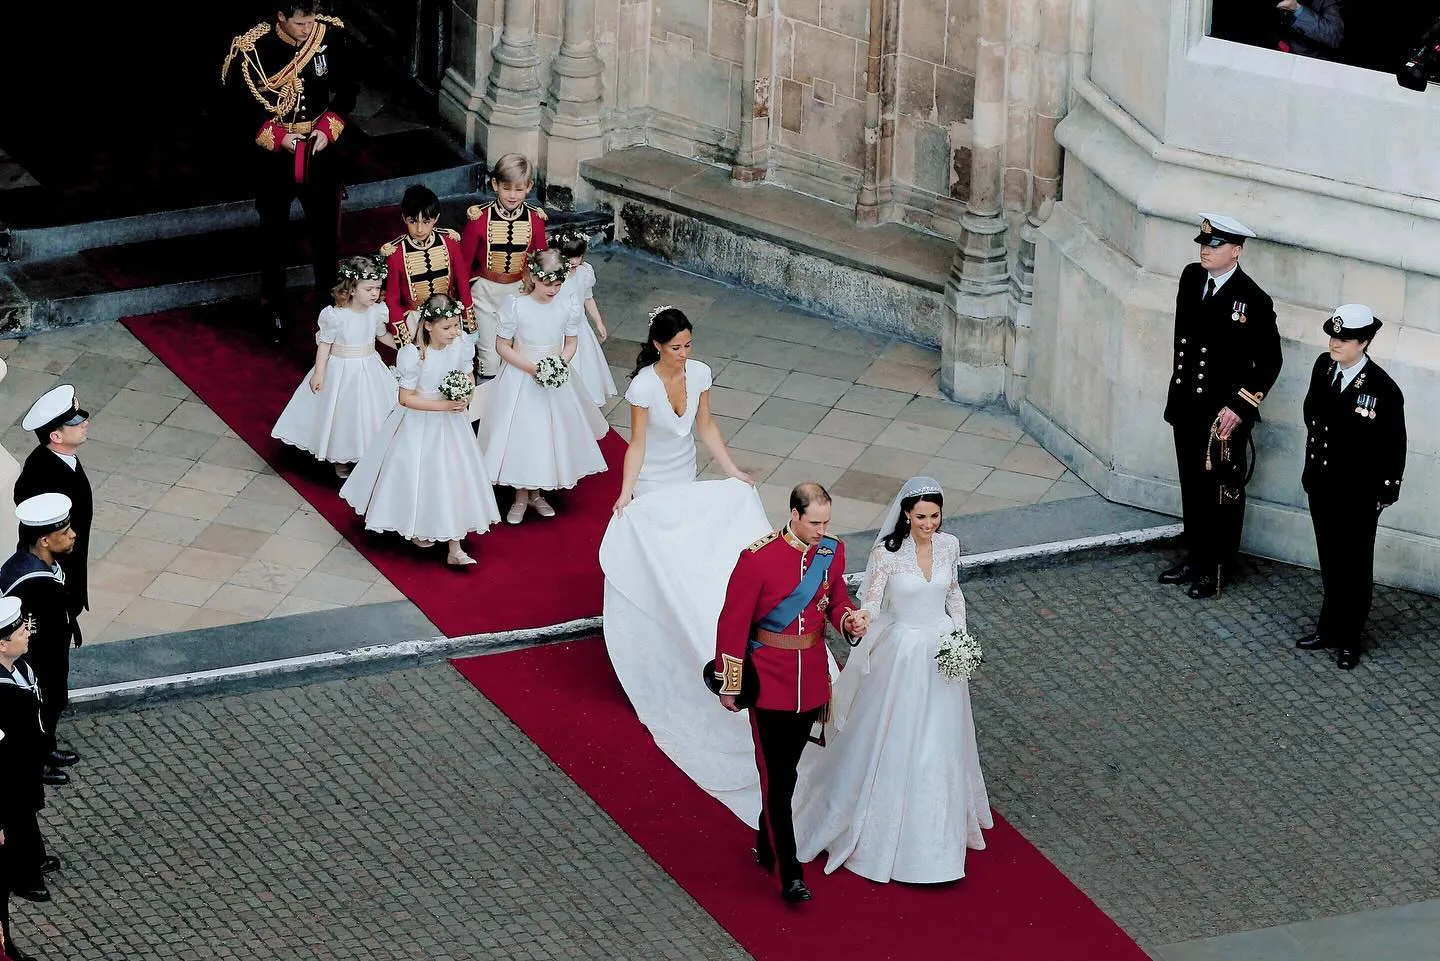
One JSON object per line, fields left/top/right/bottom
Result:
{"left": 314, "top": 46, "right": 330, "bottom": 76}
{"left": 1232, "top": 301, "right": 1247, "bottom": 323}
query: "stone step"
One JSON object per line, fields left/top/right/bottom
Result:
{"left": 4, "top": 129, "right": 480, "bottom": 262}
{"left": 0, "top": 199, "right": 615, "bottom": 336}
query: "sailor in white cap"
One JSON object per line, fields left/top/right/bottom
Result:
{"left": 1295, "top": 305, "right": 1406, "bottom": 670}
{"left": 1, "top": 493, "right": 79, "bottom": 784}
{"left": 15, "top": 383, "right": 93, "bottom": 642}
{"left": 1159, "top": 213, "right": 1282, "bottom": 599}
{"left": 0, "top": 593, "right": 55, "bottom": 918}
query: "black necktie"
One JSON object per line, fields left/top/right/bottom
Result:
{"left": 1204, "top": 278, "right": 1216, "bottom": 300}
{"left": 1330, "top": 368, "right": 1344, "bottom": 393}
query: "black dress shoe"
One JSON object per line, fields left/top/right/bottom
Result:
{"left": 751, "top": 848, "right": 774, "bottom": 873}
{"left": 14, "top": 886, "right": 51, "bottom": 903}
{"left": 1295, "top": 633, "right": 1335, "bottom": 651}
{"left": 1158, "top": 562, "right": 1195, "bottom": 585}
{"left": 47, "top": 749, "right": 79, "bottom": 767}
{"left": 268, "top": 313, "right": 285, "bottom": 348}
{"left": 42, "top": 767, "right": 69, "bottom": 786}
{"left": 40, "top": 855, "right": 62, "bottom": 874}
{"left": 1337, "top": 648, "right": 1362, "bottom": 670}
{"left": 1186, "top": 574, "right": 1218, "bottom": 599}
{"left": 780, "top": 879, "right": 812, "bottom": 903}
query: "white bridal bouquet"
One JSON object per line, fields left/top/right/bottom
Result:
{"left": 935, "top": 629, "right": 983, "bottom": 682}
{"left": 535, "top": 355, "right": 569, "bottom": 388}
{"left": 438, "top": 370, "right": 474, "bottom": 402}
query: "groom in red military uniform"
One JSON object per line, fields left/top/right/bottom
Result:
{"left": 709, "top": 482, "right": 869, "bottom": 903}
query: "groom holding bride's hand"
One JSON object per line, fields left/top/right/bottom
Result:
{"left": 708, "top": 482, "right": 868, "bottom": 904}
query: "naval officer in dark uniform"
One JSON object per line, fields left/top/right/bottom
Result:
{"left": 222, "top": 1, "right": 356, "bottom": 345}
{"left": 1159, "top": 214, "right": 1283, "bottom": 599}
{"left": 1295, "top": 305, "right": 1406, "bottom": 670}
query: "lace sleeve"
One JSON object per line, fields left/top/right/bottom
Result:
{"left": 943, "top": 534, "right": 968, "bottom": 631}
{"left": 861, "top": 546, "right": 891, "bottom": 612}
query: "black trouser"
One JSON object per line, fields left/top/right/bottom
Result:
{"left": 3, "top": 809, "right": 46, "bottom": 894}
{"left": 750, "top": 706, "right": 821, "bottom": 885}
{"left": 254, "top": 152, "right": 343, "bottom": 314}
{"left": 1173, "top": 419, "right": 1250, "bottom": 572}
{"left": 1309, "top": 490, "right": 1381, "bottom": 650}
{"left": 31, "top": 650, "right": 67, "bottom": 758}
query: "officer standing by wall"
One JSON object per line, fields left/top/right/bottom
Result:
{"left": 1295, "top": 305, "right": 1406, "bottom": 670}
{"left": 1159, "top": 214, "right": 1283, "bottom": 599}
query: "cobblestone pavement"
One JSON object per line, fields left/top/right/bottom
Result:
{"left": 14, "top": 549, "right": 1439, "bottom": 958}
{"left": 16, "top": 667, "right": 749, "bottom": 961}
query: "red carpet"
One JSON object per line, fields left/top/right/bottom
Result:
{"left": 122, "top": 303, "right": 624, "bottom": 638}
{"left": 453, "top": 640, "right": 1152, "bottom": 961}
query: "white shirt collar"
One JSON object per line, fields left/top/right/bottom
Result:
{"left": 1337, "top": 354, "right": 1368, "bottom": 391}
{"left": 1206, "top": 264, "right": 1239, "bottom": 293}
{"left": 49, "top": 449, "right": 78, "bottom": 470}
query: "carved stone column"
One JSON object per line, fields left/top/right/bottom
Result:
{"left": 477, "top": 0, "right": 544, "bottom": 166}
{"left": 439, "top": 1, "right": 501, "bottom": 149}
{"left": 732, "top": 0, "right": 771, "bottom": 181}
{"left": 541, "top": 0, "right": 606, "bottom": 206}
{"left": 940, "top": 0, "right": 1011, "bottom": 405}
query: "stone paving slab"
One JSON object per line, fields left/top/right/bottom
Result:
{"left": 16, "top": 547, "right": 1440, "bottom": 960}
{"left": 1152, "top": 899, "right": 1440, "bottom": 961}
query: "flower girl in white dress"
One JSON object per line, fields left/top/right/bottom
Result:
{"left": 554, "top": 230, "right": 616, "bottom": 407}
{"left": 339, "top": 294, "right": 501, "bottom": 566}
{"left": 600, "top": 307, "right": 776, "bottom": 825}
{"left": 793, "top": 476, "right": 992, "bottom": 883}
{"left": 271, "top": 256, "right": 399, "bottom": 478}
{"left": 478, "top": 248, "right": 609, "bottom": 524}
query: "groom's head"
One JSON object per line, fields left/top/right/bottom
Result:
{"left": 788, "top": 482, "right": 833, "bottom": 546}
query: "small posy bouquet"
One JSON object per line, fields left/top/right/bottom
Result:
{"left": 438, "top": 369, "right": 474, "bottom": 402}
{"left": 935, "top": 629, "right": 983, "bottom": 682}
{"left": 534, "top": 355, "right": 569, "bottom": 389}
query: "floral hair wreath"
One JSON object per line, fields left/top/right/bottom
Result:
{"left": 527, "top": 250, "right": 569, "bottom": 284}
{"left": 418, "top": 299, "right": 466, "bottom": 322}
{"left": 647, "top": 304, "right": 676, "bottom": 322}
{"left": 337, "top": 256, "right": 388, "bottom": 283}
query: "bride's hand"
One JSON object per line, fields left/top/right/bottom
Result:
{"left": 612, "top": 492, "right": 631, "bottom": 516}
{"left": 846, "top": 610, "right": 871, "bottom": 636}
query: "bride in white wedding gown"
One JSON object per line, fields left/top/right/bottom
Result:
{"left": 793, "top": 476, "right": 992, "bottom": 883}
{"left": 599, "top": 307, "right": 773, "bottom": 825}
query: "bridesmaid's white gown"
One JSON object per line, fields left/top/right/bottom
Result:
{"left": 793, "top": 532, "right": 992, "bottom": 883}
{"left": 599, "top": 360, "right": 773, "bottom": 826}
{"left": 0, "top": 359, "right": 21, "bottom": 554}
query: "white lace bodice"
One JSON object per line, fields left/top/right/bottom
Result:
{"left": 860, "top": 531, "right": 966, "bottom": 630}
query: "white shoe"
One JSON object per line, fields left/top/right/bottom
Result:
{"left": 447, "top": 548, "right": 477, "bottom": 567}
{"left": 506, "top": 501, "right": 528, "bottom": 525}
{"left": 529, "top": 493, "right": 556, "bottom": 517}
{"left": 410, "top": 536, "right": 436, "bottom": 548}
{"left": 334, "top": 463, "right": 352, "bottom": 479}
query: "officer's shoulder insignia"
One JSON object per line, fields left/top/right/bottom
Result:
{"left": 221, "top": 22, "right": 270, "bottom": 79}
{"left": 466, "top": 204, "right": 485, "bottom": 221}
{"left": 379, "top": 235, "right": 405, "bottom": 257}
{"left": 747, "top": 531, "right": 779, "bottom": 552}
{"left": 439, "top": 227, "right": 461, "bottom": 241}
{"left": 529, "top": 203, "right": 548, "bottom": 220}
{"left": 316, "top": 14, "right": 345, "bottom": 28}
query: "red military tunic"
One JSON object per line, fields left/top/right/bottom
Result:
{"left": 460, "top": 201, "right": 548, "bottom": 284}
{"left": 714, "top": 527, "right": 857, "bottom": 713}
{"left": 380, "top": 228, "right": 474, "bottom": 341}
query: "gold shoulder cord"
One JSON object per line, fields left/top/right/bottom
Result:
{"left": 222, "top": 21, "right": 337, "bottom": 117}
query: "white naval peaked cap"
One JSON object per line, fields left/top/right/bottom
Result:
{"left": 0, "top": 595, "right": 23, "bottom": 634}
{"left": 1324, "top": 303, "right": 1383, "bottom": 339}
{"left": 20, "top": 384, "right": 85, "bottom": 432}
{"left": 15, "top": 492, "right": 72, "bottom": 529}
{"left": 1195, "top": 212, "right": 1257, "bottom": 246}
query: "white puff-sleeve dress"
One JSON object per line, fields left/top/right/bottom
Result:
{"left": 558, "top": 263, "right": 617, "bottom": 406}
{"left": 271, "top": 304, "right": 397, "bottom": 463}
{"left": 477, "top": 293, "right": 609, "bottom": 489}
{"left": 339, "top": 333, "right": 501, "bottom": 541}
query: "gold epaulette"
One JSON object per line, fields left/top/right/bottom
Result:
{"left": 221, "top": 22, "right": 271, "bottom": 81}
{"left": 379, "top": 235, "right": 405, "bottom": 257}
{"left": 466, "top": 204, "right": 486, "bottom": 221}
{"left": 747, "top": 531, "right": 779, "bottom": 552}
{"left": 529, "top": 203, "right": 548, "bottom": 220}
{"left": 317, "top": 14, "right": 345, "bottom": 28}
{"left": 439, "top": 227, "right": 461, "bottom": 241}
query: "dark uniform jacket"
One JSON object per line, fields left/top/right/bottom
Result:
{"left": 1164, "top": 263, "right": 1282, "bottom": 428}
{"left": 1302, "top": 354, "right": 1406, "bottom": 504}
{"left": 0, "top": 659, "right": 47, "bottom": 825}
{"left": 221, "top": 16, "right": 356, "bottom": 158}
{"left": 14, "top": 446, "right": 92, "bottom": 613}
{"left": 0, "top": 553, "right": 72, "bottom": 706}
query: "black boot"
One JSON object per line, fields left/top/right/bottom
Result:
{"left": 1158, "top": 560, "right": 1195, "bottom": 585}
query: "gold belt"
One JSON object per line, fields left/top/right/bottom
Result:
{"left": 283, "top": 120, "right": 316, "bottom": 135}
{"left": 328, "top": 343, "right": 375, "bottom": 359}
{"left": 754, "top": 629, "right": 822, "bottom": 651}
{"left": 478, "top": 269, "right": 524, "bottom": 285}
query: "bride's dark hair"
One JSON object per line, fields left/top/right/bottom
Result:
{"left": 881, "top": 492, "right": 944, "bottom": 552}
{"left": 630, "top": 308, "right": 694, "bottom": 378}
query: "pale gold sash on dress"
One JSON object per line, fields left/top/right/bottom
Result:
{"left": 328, "top": 343, "right": 376, "bottom": 359}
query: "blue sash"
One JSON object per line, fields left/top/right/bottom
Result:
{"left": 757, "top": 535, "right": 838, "bottom": 633}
